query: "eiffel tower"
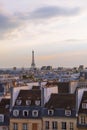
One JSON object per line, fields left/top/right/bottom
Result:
{"left": 31, "top": 50, "right": 36, "bottom": 69}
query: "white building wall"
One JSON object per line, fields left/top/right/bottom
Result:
{"left": 12, "top": 86, "right": 30, "bottom": 107}
{"left": 44, "top": 86, "right": 58, "bottom": 104}
{"left": 70, "top": 81, "right": 78, "bottom": 93}
{"left": 77, "top": 87, "right": 87, "bottom": 114}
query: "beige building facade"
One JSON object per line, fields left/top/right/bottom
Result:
{"left": 10, "top": 117, "right": 79, "bottom": 130}
{"left": 10, "top": 119, "right": 42, "bottom": 130}
{"left": 43, "top": 117, "right": 77, "bottom": 130}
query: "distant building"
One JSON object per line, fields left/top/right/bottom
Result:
{"left": 41, "top": 66, "right": 52, "bottom": 70}
{"left": 78, "top": 65, "right": 84, "bottom": 72}
{"left": 80, "top": 69, "right": 87, "bottom": 80}
{"left": 0, "top": 83, "right": 4, "bottom": 96}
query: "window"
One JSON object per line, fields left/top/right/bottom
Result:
{"left": 65, "top": 110, "right": 71, "bottom": 116}
{"left": 13, "top": 110, "right": 19, "bottom": 117}
{"left": 48, "top": 109, "right": 54, "bottom": 116}
{"left": 35, "top": 100, "right": 40, "bottom": 106}
{"left": 80, "top": 116, "right": 85, "bottom": 124}
{"left": 22, "top": 123, "right": 28, "bottom": 130}
{"left": 0, "top": 114, "right": 4, "bottom": 122}
{"left": 82, "top": 103, "right": 87, "bottom": 109}
{"left": 70, "top": 122, "right": 73, "bottom": 130}
{"left": 32, "top": 110, "right": 38, "bottom": 117}
{"left": 13, "top": 123, "right": 18, "bottom": 130}
{"left": 23, "top": 110, "right": 28, "bottom": 117}
{"left": 5, "top": 104, "right": 9, "bottom": 109}
{"left": 62, "top": 122, "right": 66, "bottom": 130}
{"left": 16, "top": 100, "right": 22, "bottom": 105}
{"left": 52, "top": 121, "right": 57, "bottom": 129}
{"left": 26, "top": 100, "right": 31, "bottom": 105}
{"left": 45, "top": 121, "right": 49, "bottom": 129}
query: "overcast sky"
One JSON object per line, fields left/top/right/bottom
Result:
{"left": 0, "top": 0, "right": 87, "bottom": 68}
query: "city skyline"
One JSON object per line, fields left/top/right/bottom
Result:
{"left": 0, "top": 0, "right": 87, "bottom": 68}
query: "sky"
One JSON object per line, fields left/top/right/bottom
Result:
{"left": 0, "top": 0, "right": 87, "bottom": 68}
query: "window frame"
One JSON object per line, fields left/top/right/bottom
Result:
{"left": 13, "top": 110, "right": 19, "bottom": 117}
{"left": 80, "top": 115, "right": 85, "bottom": 124}
{"left": 82, "top": 103, "right": 87, "bottom": 109}
{"left": 13, "top": 123, "right": 18, "bottom": 130}
{"left": 26, "top": 100, "right": 31, "bottom": 106}
{"left": 16, "top": 100, "right": 22, "bottom": 105}
{"left": 45, "top": 121, "right": 49, "bottom": 129}
{"left": 65, "top": 110, "right": 71, "bottom": 116}
{"left": 70, "top": 122, "right": 74, "bottom": 130}
{"left": 23, "top": 110, "right": 29, "bottom": 117}
{"left": 35, "top": 100, "right": 40, "bottom": 106}
{"left": 52, "top": 121, "right": 58, "bottom": 129}
{"left": 22, "top": 123, "right": 28, "bottom": 130}
{"left": 32, "top": 110, "right": 38, "bottom": 117}
{"left": 0, "top": 114, "right": 4, "bottom": 122}
{"left": 48, "top": 109, "right": 54, "bottom": 116}
{"left": 61, "top": 122, "right": 66, "bottom": 130}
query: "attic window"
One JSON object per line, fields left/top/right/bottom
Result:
{"left": 48, "top": 109, "right": 54, "bottom": 116}
{"left": 13, "top": 110, "right": 19, "bottom": 117}
{"left": 23, "top": 110, "right": 29, "bottom": 117}
{"left": 0, "top": 114, "right": 4, "bottom": 122}
{"left": 26, "top": 100, "right": 31, "bottom": 105}
{"left": 82, "top": 103, "right": 87, "bottom": 109}
{"left": 32, "top": 110, "right": 38, "bottom": 117}
{"left": 35, "top": 100, "right": 40, "bottom": 106}
{"left": 65, "top": 110, "right": 71, "bottom": 116}
{"left": 16, "top": 100, "right": 22, "bottom": 105}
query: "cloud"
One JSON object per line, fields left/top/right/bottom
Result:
{"left": 0, "top": 14, "right": 18, "bottom": 30}
{"left": 29, "top": 6, "right": 80, "bottom": 19}
{"left": 0, "top": 5, "right": 81, "bottom": 40}
{"left": 0, "top": 12, "right": 21, "bottom": 39}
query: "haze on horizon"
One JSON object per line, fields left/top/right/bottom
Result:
{"left": 0, "top": 0, "right": 87, "bottom": 68}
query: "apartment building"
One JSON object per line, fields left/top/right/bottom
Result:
{"left": 3, "top": 81, "right": 87, "bottom": 130}
{"left": 10, "top": 86, "right": 42, "bottom": 130}
{"left": 43, "top": 93, "right": 77, "bottom": 130}
{"left": 0, "top": 98, "right": 10, "bottom": 130}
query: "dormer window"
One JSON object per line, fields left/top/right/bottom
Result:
{"left": 35, "top": 100, "right": 40, "bottom": 106}
{"left": 13, "top": 110, "right": 19, "bottom": 117}
{"left": 32, "top": 110, "right": 38, "bottom": 117}
{"left": 26, "top": 100, "right": 31, "bottom": 106}
{"left": 82, "top": 103, "right": 87, "bottom": 109}
{"left": 0, "top": 114, "right": 4, "bottom": 122}
{"left": 48, "top": 109, "right": 54, "bottom": 116}
{"left": 23, "top": 110, "right": 28, "bottom": 117}
{"left": 16, "top": 100, "right": 22, "bottom": 105}
{"left": 65, "top": 110, "right": 71, "bottom": 116}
